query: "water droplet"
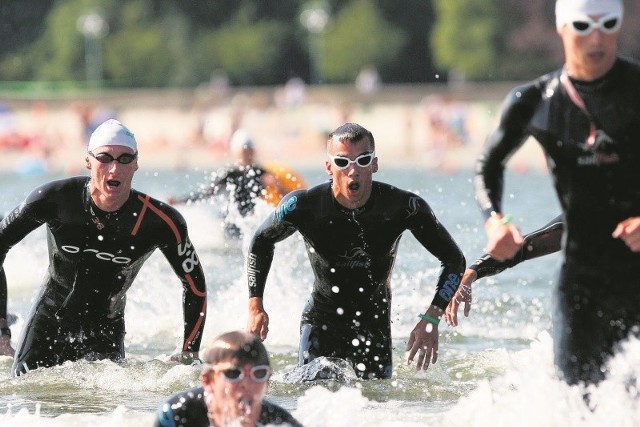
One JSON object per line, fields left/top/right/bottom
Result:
{"left": 331, "top": 286, "right": 340, "bottom": 293}
{"left": 336, "top": 307, "right": 344, "bottom": 315}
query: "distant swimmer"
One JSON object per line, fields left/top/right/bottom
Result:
{"left": 0, "top": 119, "right": 207, "bottom": 375}
{"left": 246, "top": 123, "right": 465, "bottom": 379}
{"left": 169, "top": 129, "right": 306, "bottom": 239}
{"left": 474, "top": 0, "right": 640, "bottom": 386}
{"left": 445, "top": 215, "right": 563, "bottom": 326}
{"left": 154, "top": 330, "right": 302, "bottom": 427}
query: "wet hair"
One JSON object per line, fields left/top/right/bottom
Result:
{"left": 201, "top": 331, "right": 270, "bottom": 368}
{"left": 327, "top": 123, "right": 375, "bottom": 151}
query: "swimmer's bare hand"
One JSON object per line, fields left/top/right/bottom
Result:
{"left": 0, "top": 335, "right": 14, "bottom": 357}
{"left": 407, "top": 308, "right": 441, "bottom": 371}
{"left": 445, "top": 269, "right": 476, "bottom": 327}
{"left": 170, "top": 351, "right": 200, "bottom": 365}
{"left": 247, "top": 297, "right": 269, "bottom": 341}
{"left": 612, "top": 217, "right": 640, "bottom": 252}
{"left": 485, "top": 217, "right": 523, "bottom": 261}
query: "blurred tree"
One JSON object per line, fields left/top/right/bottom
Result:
{"left": 205, "top": 19, "right": 291, "bottom": 85}
{"left": 28, "top": 0, "right": 104, "bottom": 82}
{"left": 0, "top": 0, "right": 55, "bottom": 55}
{"left": 431, "top": 0, "right": 499, "bottom": 81}
{"left": 2, "top": 0, "right": 639, "bottom": 87}
{"left": 104, "top": 1, "right": 191, "bottom": 86}
{"left": 497, "top": 1, "right": 561, "bottom": 79}
{"left": 321, "top": 0, "right": 404, "bottom": 83}
{"left": 375, "top": 0, "right": 437, "bottom": 83}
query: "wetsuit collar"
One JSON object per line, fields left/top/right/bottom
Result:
{"left": 84, "top": 180, "right": 131, "bottom": 229}
{"left": 566, "top": 57, "right": 622, "bottom": 92}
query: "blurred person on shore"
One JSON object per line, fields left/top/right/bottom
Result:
{"left": 154, "top": 330, "right": 302, "bottom": 427}
{"left": 246, "top": 122, "right": 465, "bottom": 379}
{"left": 474, "top": 0, "right": 640, "bottom": 387}
{"left": 169, "top": 129, "right": 306, "bottom": 239}
{"left": 0, "top": 119, "right": 207, "bottom": 375}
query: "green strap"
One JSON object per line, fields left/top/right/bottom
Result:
{"left": 418, "top": 313, "right": 440, "bottom": 325}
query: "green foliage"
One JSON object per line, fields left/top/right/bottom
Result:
{"left": 104, "top": 1, "right": 192, "bottom": 86}
{"left": 206, "top": 18, "right": 291, "bottom": 85}
{"left": 2, "top": 0, "right": 617, "bottom": 86}
{"left": 432, "top": 0, "right": 498, "bottom": 80}
{"left": 29, "top": 0, "right": 90, "bottom": 81}
{"left": 321, "top": 0, "right": 405, "bottom": 82}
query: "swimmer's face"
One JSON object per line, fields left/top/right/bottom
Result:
{"left": 558, "top": 13, "right": 619, "bottom": 81}
{"left": 202, "top": 361, "right": 269, "bottom": 427}
{"left": 326, "top": 136, "right": 378, "bottom": 210}
{"left": 86, "top": 145, "right": 138, "bottom": 211}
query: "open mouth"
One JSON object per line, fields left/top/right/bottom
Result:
{"left": 236, "top": 398, "right": 254, "bottom": 417}
{"left": 348, "top": 182, "right": 360, "bottom": 191}
{"left": 107, "top": 180, "right": 121, "bottom": 187}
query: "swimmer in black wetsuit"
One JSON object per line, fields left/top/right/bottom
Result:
{"left": 0, "top": 119, "right": 207, "bottom": 376}
{"left": 445, "top": 215, "right": 563, "bottom": 326}
{"left": 474, "top": 0, "right": 640, "bottom": 385}
{"left": 0, "top": 259, "right": 13, "bottom": 357}
{"left": 246, "top": 123, "right": 465, "bottom": 379}
{"left": 155, "top": 330, "right": 301, "bottom": 427}
{"left": 170, "top": 129, "right": 287, "bottom": 239}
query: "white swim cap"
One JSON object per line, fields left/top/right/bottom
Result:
{"left": 556, "top": 0, "right": 623, "bottom": 29}
{"left": 229, "top": 128, "right": 254, "bottom": 153}
{"left": 88, "top": 119, "right": 137, "bottom": 152}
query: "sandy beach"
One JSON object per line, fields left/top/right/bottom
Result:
{"left": 0, "top": 84, "right": 548, "bottom": 175}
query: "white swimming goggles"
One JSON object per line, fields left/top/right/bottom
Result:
{"left": 569, "top": 13, "right": 622, "bottom": 36}
{"left": 328, "top": 152, "right": 375, "bottom": 170}
{"left": 214, "top": 364, "right": 271, "bottom": 383}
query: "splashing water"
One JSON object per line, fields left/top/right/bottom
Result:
{"left": 1, "top": 169, "right": 639, "bottom": 426}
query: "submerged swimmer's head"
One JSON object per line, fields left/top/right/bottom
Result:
{"left": 201, "top": 331, "right": 271, "bottom": 426}
{"left": 201, "top": 330, "right": 270, "bottom": 368}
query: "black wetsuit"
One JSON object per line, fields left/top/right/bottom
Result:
{"left": 0, "top": 176, "right": 207, "bottom": 376}
{"left": 154, "top": 386, "right": 302, "bottom": 427}
{"left": 475, "top": 57, "right": 640, "bottom": 385}
{"left": 179, "top": 165, "right": 267, "bottom": 238}
{"left": 470, "top": 215, "right": 563, "bottom": 279}
{"left": 248, "top": 181, "right": 465, "bottom": 379}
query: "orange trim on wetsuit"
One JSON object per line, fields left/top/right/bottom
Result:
{"left": 133, "top": 194, "right": 182, "bottom": 243}
{"left": 0, "top": 176, "right": 207, "bottom": 375}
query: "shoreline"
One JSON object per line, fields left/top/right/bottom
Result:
{"left": 1, "top": 91, "right": 548, "bottom": 175}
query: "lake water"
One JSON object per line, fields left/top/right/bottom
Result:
{"left": 1, "top": 166, "right": 639, "bottom": 426}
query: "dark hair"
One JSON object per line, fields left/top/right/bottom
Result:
{"left": 201, "top": 331, "right": 269, "bottom": 367}
{"left": 328, "top": 122, "right": 375, "bottom": 151}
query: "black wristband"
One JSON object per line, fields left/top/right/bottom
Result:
{"left": 0, "top": 327, "right": 11, "bottom": 337}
